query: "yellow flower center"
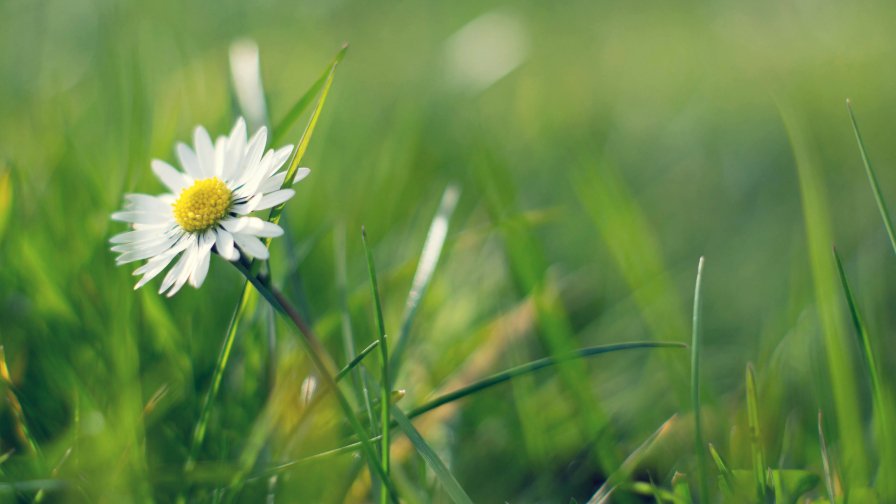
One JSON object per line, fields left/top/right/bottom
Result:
{"left": 172, "top": 177, "right": 231, "bottom": 232}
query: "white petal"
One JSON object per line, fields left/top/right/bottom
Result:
{"left": 230, "top": 193, "right": 263, "bottom": 214}
{"left": 151, "top": 160, "right": 191, "bottom": 193}
{"left": 176, "top": 143, "right": 202, "bottom": 180}
{"left": 220, "top": 217, "right": 248, "bottom": 233}
{"left": 133, "top": 253, "right": 178, "bottom": 289}
{"left": 159, "top": 247, "right": 191, "bottom": 295}
{"left": 258, "top": 172, "right": 286, "bottom": 193}
{"left": 193, "top": 126, "right": 216, "bottom": 178}
{"left": 110, "top": 227, "right": 169, "bottom": 244}
{"left": 233, "top": 233, "right": 269, "bottom": 260}
{"left": 243, "top": 220, "right": 283, "bottom": 238}
{"left": 292, "top": 167, "right": 310, "bottom": 183}
{"left": 214, "top": 136, "right": 227, "bottom": 178}
{"left": 214, "top": 228, "right": 237, "bottom": 261}
{"left": 111, "top": 211, "right": 171, "bottom": 225}
{"left": 223, "top": 118, "right": 247, "bottom": 180}
{"left": 238, "top": 127, "right": 268, "bottom": 185}
{"left": 254, "top": 189, "right": 295, "bottom": 211}
{"left": 189, "top": 231, "right": 216, "bottom": 288}
{"left": 124, "top": 193, "right": 171, "bottom": 213}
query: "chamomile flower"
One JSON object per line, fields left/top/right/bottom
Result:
{"left": 110, "top": 117, "right": 309, "bottom": 297}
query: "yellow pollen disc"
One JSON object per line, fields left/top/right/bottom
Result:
{"left": 172, "top": 177, "right": 232, "bottom": 232}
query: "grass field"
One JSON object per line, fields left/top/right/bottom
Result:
{"left": 3, "top": 0, "right": 896, "bottom": 501}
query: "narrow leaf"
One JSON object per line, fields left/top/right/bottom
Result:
{"left": 391, "top": 405, "right": 475, "bottom": 504}
{"left": 846, "top": 99, "right": 896, "bottom": 256}
{"left": 691, "top": 256, "right": 709, "bottom": 502}
{"left": 745, "top": 363, "right": 767, "bottom": 500}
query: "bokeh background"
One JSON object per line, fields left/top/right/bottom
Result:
{"left": 3, "top": 0, "right": 896, "bottom": 501}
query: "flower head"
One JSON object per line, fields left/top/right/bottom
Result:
{"left": 111, "top": 118, "right": 310, "bottom": 297}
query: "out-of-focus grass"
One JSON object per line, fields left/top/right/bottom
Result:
{"left": 3, "top": 0, "right": 896, "bottom": 501}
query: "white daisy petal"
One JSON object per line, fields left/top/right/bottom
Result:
{"left": 194, "top": 126, "right": 216, "bottom": 178}
{"left": 111, "top": 211, "right": 172, "bottom": 225}
{"left": 231, "top": 193, "right": 263, "bottom": 214}
{"left": 176, "top": 143, "right": 202, "bottom": 180}
{"left": 292, "top": 167, "right": 311, "bottom": 184}
{"left": 233, "top": 233, "right": 269, "bottom": 260}
{"left": 214, "top": 137, "right": 227, "bottom": 178}
{"left": 238, "top": 127, "right": 268, "bottom": 185}
{"left": 237, "top": 218, "right": 283, "bottom": 238}
{"left": 223, "top": 118, "right": 247, "bottom": 180}
{"left": 151, "top": 160, "right": 191, "bottom": 193}
{"left": 258, "top": 172, "right": 287, "bottom": 194}
{"left": 214, "top": 228, "right": 237, "bottom": 261}
{"left": 189, "top": 231, "right": 216, "bottom": 288}
{"left": 134, "top": 252, "right": 178, "bottom": 289}
{"left": 124, "top": 193, "right": 171, "bottom": 213}
{"left": 254, "top": 189, "right": 295, "bottom": 211}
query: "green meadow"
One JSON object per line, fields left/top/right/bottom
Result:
{"left": 3, "top": 0, "right": 896, "bottom": 501}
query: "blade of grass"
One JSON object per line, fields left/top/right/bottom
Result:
{"left": 708, "top": 443, "right": 735, "bottom": 496}
{"left": 391, "top": 405, "right": 474, "bottom": 504}
{"left": 846, "top": 99, "right": 896, "bottom": 256}
{"left": 336, "top": 339, "right": 380, "bottom": 382}
{"left": 745, "top": 363, "right": 767, "bottom": 500}
{"left": 833, "top": 247, "right": 894, "bottom": 500}
{"left": 184, "top": 45, "right": 346, "bottom": 475}
{"left": 587, "top": 415, "right": 678, "bottom": 503}
{"left": 246, "top": 341, "right": 685, "bottom": 481}
{"left": 691, "top": 257, "right": 709, "bottom": 502}
{"left": 361, "top": 226, "right": 392, "bottom": 504}
{"left": 0, "top": 346, "right": 42, "bottom": 461}
{"left": 271, "top": 44, "right": 347, "bottom": 146}
{"left": 818, "top": 410, "right": 838, "bottom": 503}
{"left": 229, "top": 39, "right": 269, "bottom": 131}
{"left": 781, "top": 105, "right": 868, "bottom": 484}
{"left": 390, "top": 184, "right": 461, "bottom": 374}
{"left": 231, "top": 260, "right": 400, "bottom": 502}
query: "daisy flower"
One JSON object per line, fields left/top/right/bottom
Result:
{"left": 110, "top": 118, "right": 309, "bottom": 297}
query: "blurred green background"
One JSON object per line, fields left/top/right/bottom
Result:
{"left": 3, "top": 0, "right": 896, "bottom": 501}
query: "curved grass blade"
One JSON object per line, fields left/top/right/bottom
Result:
{"left": 391, "top": 405, "right": 474, "bottom": 504}
{"left": 390, "top": 184, "right": 461, "bottom": 374}
{"left": 745, "top": 363, "right": 767, "bottom": 500}
{"left": 246, "top": 341, "right": 685, "bottom": 480}
{"left": 587, "top": 415, "right": 677, "bottom": 503}
{"left": 336, "top": 339, "right": 380, "bottom": 382}
{"left": 361, "top": 226, "right": 391, "bottom": 504}
{"left": 690, "top": 257, "right": 709, "bottom": 502}
{"left": 271, "top": 44, "right": 347, "bottom": 146}
{"left": 229, "top": 39, "right": 269, "bottom": 131}
{"left": 846, "top": 99, "right": 896, "bottom": 256}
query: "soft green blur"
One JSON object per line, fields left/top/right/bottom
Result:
{"left": 3, "top": 0, "right": 896, "bottom": 501}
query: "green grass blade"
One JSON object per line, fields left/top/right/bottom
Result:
{"left": 832, "top": 247, "right": 895, "bottom": 500}
{"left": 390, "top": 184, "right": 460, "bottom": 375}
{"left": 336, "top": 339, "right": 380, "bottom": 382}
{"left": 708, "top": 443, "right": 735, "bottom": 495}
{"left": 846, "top": 99, "right": 896, "bottom": 256}
{"left": 782, "top": 106, "right": 868, "bottom": 483}
{"left": 248, "top": 341, "right": 684, "bottom": 480}
{"left": 818, "top": 410, "right": 838, "bottom": 503}
{"left": 228, "top": 39, "right": 269, "bottom": 131}
{"left": 690, "top": 256, "right": 709, "bottom": 502}
{"left": 390, "top": 405, "right": 474, "bottom": 504}
{"left": 587, "top": 415, "right": 677, "bottom": 503}
{"left": 266, "top": 47, "right": 344, "bottom": 230}
{"left": 407, "top": 341, "right": 686, "bottom": 420}
{"left": 361, "top": 226, "right": 391, "bottom": 504}
{"left": 271, "top": 44, "right": 347, "bottom": 146}
{"left": 745, "top": 363, "right": 767, "bottom": 500}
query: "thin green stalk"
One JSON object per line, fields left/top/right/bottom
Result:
{"left": 361, "top": 227, "right": 391, "bottom": 504}
{"left": 691, "top": 257, "right": 709, "bottom": 503}
{"left": 745, "top": 363, "right": 767, "bottom": 500}
{"left": 846, "top": 99, "right": 896, "bottom": 256}
{"left": 231, "top": 260, "right": 400, "bottom": 502}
